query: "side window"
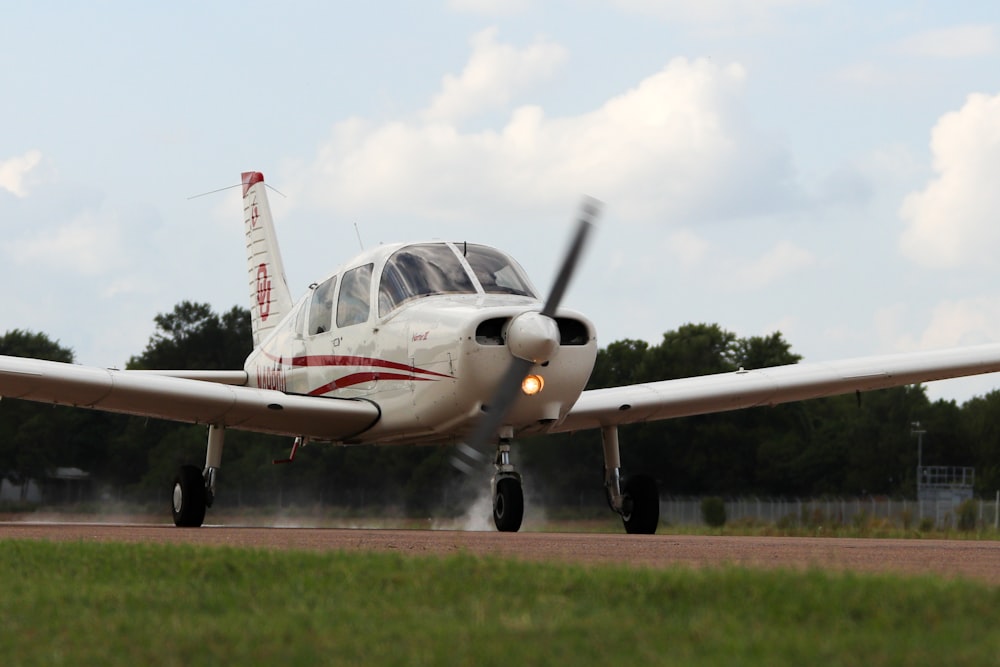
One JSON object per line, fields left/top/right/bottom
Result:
{"left": 308, "top": 276, "right": 337, "bottom": 335}
{"left": 293, "top": 295, "right": 309, "bottom": 336}
{"left": 337, "top": 264, "right": 373, "bottom": 328}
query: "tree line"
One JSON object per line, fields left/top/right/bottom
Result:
{"left": 3, "top": 302, "right": 1000, "bottom": 513}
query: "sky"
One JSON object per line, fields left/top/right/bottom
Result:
{"left": 2, "top": 1, "right": 1000, "bottom": 404}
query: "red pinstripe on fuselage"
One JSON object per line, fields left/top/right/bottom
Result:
{"left": 257, "top": 350, "right": 453, "bottom": 395}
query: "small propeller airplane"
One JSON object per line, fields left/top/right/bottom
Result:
{"left": 4, "top": 171, "right": 1000, "bottom": 533}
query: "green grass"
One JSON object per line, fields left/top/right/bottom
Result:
{"left": 2, "top": 540, "right": 999, "bottom": 666}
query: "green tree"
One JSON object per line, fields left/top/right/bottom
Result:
{"left": 121, "top": 303, "right": 280, "bottom": 502}
{"left": 0, "top": 330, "right": 74, "bottom": 363}
{"left": 523, "top": 325, "right": 810, "bottom": 503}
{"left": 0, "top": 331, "right": 90, "bottom": 498}
{"left": 526, "top": 324, "right": 957, "bottom": 502}
{"left": 128, "top": 301, "right": 251, "bottom": 370}
{"left": 640, "top": 323, "right": 739, "bottom": 381}
{"left": 619, "top": 325, "right": 801, "bottom": 497}
{"left": 734, "top": 332, "right": 802, "bottom": 369}
{"left": 587, "top": 339, "right": 650, "bottom": 388}
{"left": 956, "top": 390, "right": 1000, "bottom": 494}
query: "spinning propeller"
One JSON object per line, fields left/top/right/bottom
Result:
{"left": 451, "top": 198, "right": 601, "bottom": 474}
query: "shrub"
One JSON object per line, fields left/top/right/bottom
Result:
{"left": 956, "top": 499, "right": 978, "bottom": 532}
{"left": 701, "top": 496, "right": 727, "bottom": 527}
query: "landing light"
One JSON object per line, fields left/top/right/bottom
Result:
{"left": 522, "top": 374, "right": 544, "bottom": 396}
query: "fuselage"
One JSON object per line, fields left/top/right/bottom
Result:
{"left": 243, "top": 241, "right": 598, "bottom": 445}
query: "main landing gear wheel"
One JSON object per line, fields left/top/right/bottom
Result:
{"left": 172, "top": 465, "right": 207, "bottom": 527}
{"left": 493, "top": 477, "right": 524, "bottom": 532}
{"left": 621, "top": 474, "right": 659, "bottom": 535}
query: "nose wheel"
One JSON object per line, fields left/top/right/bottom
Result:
{"left": 491, "top": 438, "right": 524, "bottom": 532}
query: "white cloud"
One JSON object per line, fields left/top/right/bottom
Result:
{"left": 298, "top": 56, "right": 792, "bottom": 226}
{"left": 665, "top": 229, "right": 710, "bottom": 268}
{"left": 895, "top": 24, "right": 998, "bottom": 59}
{"left": 734, "top": 240, "right": 814, "bottom": 290}
{"left": 423, "top": 28, "right": 568, "bottom": 123}
{"left": 5, "top": 210, "right": 127, "bottom": 275}
{"left": 899, "top": 92, "right": 1000, "bottom": 268}
{"left": 878, "top": 298, "right": 1000, "bottom": 352}
{"left": 611, "top": 0, "right": 820, "bottom": 24}
{"left": 873, "top": 302, "right": 909, "bottom": 350}
{"left": 763, "top": 314, "right": 799, "bottom": 340}
{"left": 834, "top": 62, "right": 886, "bottom": 87}
{"left": 862, "top": 144, "right": 923, "bottom": 188}
{"left": 101, "top": 275, "right": 159, "bottom": 299}
{"left": 918, "top": 298, "right": 1000, "bottom": 348}
{"left": 448, "top": 0, "right": 531, "bottom": 15}
{"left": 0, "top": 150, "right": 43, "bottom": 197}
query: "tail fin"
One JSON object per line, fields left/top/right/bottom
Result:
{"left": 242, "top": 171, "right": 294, "bottom": 347}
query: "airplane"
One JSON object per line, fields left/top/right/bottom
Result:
{"left": 4, "top": 170, "right": 1000, "bottom": 533}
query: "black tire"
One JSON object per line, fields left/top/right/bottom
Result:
{"left": 493, "top": 477, "right": 524, "bottom": 533}
{"left": 172, "top": 465, "right": 207, "bottom": 527}
{"left": 622, "top": 474, "right": 659, "bottom": 534}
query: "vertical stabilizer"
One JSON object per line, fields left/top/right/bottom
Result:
{"left": 242, "top": 171, "right": 294, "bottom": 347}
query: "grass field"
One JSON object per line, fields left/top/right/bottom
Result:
{"left": 1, "top": 539, "right": 999, "bottom": 666}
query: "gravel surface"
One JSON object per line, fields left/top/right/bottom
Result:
{"left": 2, "top": 522, "right": 999, "bottom": 583}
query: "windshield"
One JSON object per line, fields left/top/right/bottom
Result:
{"left": 378, "top": 243, "right": 539, "bottom": 316}
{"left": 378, "top": 244, "right": 476, "bottom": 316}
{"left": 462, "top": 244, "right": 536, "bottom": 297}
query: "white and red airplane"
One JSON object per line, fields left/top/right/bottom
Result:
{"left": 3, "top": 171, "right": 1000, "bottom": 533}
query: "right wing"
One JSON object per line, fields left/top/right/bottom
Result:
{"left": 553, "top": 343, "right": 1000, "bottom": 433}
{"left": 0, "top": 355, "right": 380, "bottom": 441}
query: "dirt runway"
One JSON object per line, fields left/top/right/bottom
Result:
{"left": 2, "top": 521, "right": 999, "bottom": 584}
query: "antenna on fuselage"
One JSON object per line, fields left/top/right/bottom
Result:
{"left": 354, "top": 223, "right": 365, "bottom": 251}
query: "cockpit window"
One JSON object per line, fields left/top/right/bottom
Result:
{"left": 337, "top": 264, "right": 373, "bottom": 327}
{"left": 463, "top": 244, "right": 536, "bottom": 297}
{"left": 378, "top": 244, "right": 476, "bottom": 316}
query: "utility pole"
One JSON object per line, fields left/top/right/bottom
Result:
{"left": 911, "top": 421, "right": 925, "bottom": 519}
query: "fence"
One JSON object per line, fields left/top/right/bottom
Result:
{"left": 659, "top": 496, "right": 1000, "bottom": 530}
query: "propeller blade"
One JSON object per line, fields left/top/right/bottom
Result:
{"left": 450, "top": 356, "right": 534, "bottom": 472}
{"left": 451, "top": 197, "right": 601, "bottom": 474}
{"left": 541, "top": 197, "right": 600, "bottom": 318}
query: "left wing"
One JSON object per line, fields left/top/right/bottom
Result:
{"left": 0, "top": 355, "right": 380, "bottom": 441}
{"left": 553, "top": 343, "right": 1000, "bottom": 433}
